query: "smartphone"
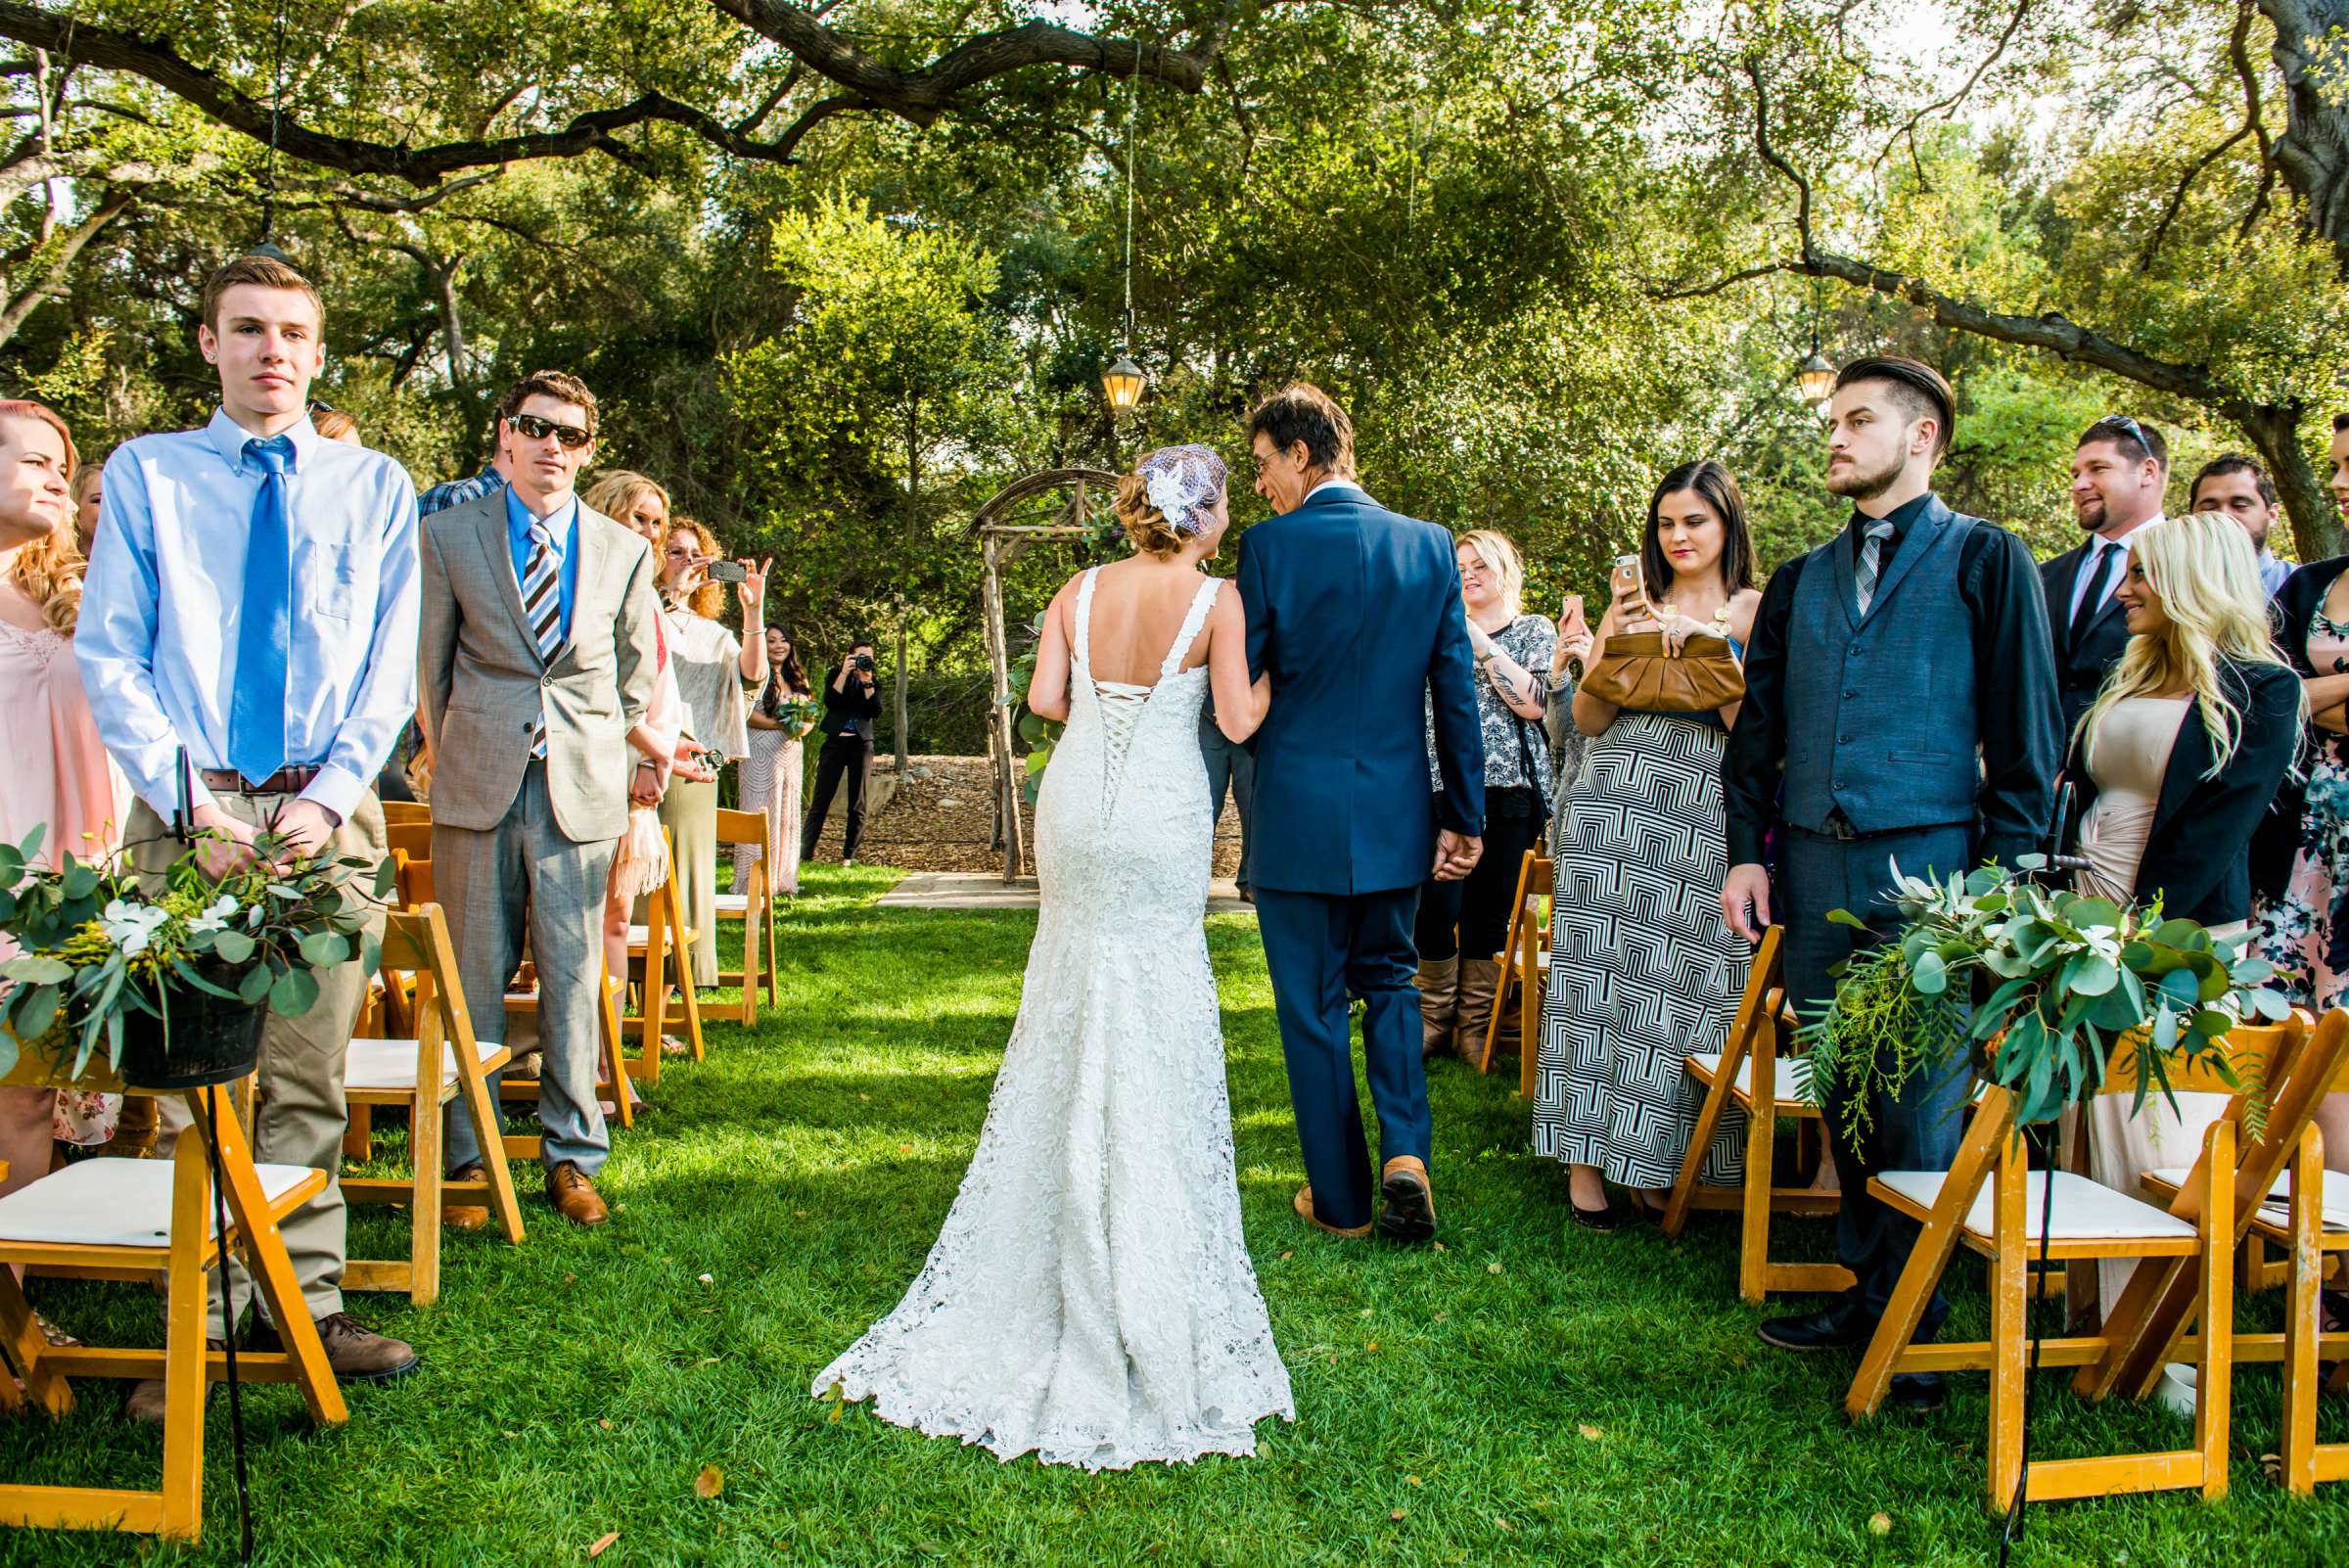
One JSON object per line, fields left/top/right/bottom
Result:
{"left": 706, "top": 559, "right": 748, "bottom": 584}
{"left": 1611, "top": 553, "right": 1643, "bottom": 606}
{"left": 1560, "top": 592, "right": 1588, "bottom": 635}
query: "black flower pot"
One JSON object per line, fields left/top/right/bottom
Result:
{"left": 115, "top": 982, "right": 267, "bottom": 1090}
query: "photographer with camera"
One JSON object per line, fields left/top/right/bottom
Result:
{"left": 655, "top": 516, "right": 769, "bottom": 989}
{"left": 800, "top": 641, "right": 884, "bottom": 866}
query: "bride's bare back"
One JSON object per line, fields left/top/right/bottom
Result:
{"left": 1027, "top": 554, "right": 1265, "bottom": 739}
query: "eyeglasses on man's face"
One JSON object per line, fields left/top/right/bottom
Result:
{"left": 508, "top": 412, "right": 592, "bottom": 449}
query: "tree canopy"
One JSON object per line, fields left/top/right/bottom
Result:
{"left": 2, "top": 0, "right": 2344, "bottom": 659}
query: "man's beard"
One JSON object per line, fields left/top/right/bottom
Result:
{"left": 1824, "top": 450, "right": 1904, "bottom": 501}
{"left": 2075, "top": 497, "right": 2109, "bottom": 532}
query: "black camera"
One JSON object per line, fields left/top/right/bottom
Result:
{"left": 852, "top": 654, "right": 875, "bottom": 672}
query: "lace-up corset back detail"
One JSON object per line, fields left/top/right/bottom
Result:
{"left": 1072, "top": 567, "right": 1220, "bottom": 807}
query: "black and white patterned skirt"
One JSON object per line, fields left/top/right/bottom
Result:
{"left": 1532, "top": 711, "right": 1748, "bottom": 1188}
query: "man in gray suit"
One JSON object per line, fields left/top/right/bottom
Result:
{"left": 419, "top": 370, "right": 661, "bottom": 1225}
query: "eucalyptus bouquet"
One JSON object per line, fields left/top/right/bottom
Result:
{"left": 0, "top": 825, "right": 392, "bottom": 1081}
{"left": 773, "top": 693, "right": 822, "bottom": 736}
{"left": 1005, "top": 612, "right": 1065, "bottom": 805}
{"left": 1798, "top": 856, "right": 2293, "bottom": 1134}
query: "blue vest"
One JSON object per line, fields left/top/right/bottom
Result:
{"left": 1782, "top": 500, "right": 1983, "bottom": 838}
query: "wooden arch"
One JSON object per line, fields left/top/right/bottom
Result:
{"left": 975, "top": 467, "right": 1119, "bottom": 882}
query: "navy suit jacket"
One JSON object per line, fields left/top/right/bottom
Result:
{"left": 1236, "top": 483, "right": 1486, "bottom": 896}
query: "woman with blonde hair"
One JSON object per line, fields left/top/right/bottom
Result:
{"left": 0, "top": 401, "right": 132, "bottom": 1226}
{"left": 654, "top": 514, "right": 768, "bottom": 990}
{"left": 2065, "top": 512, "right": 2300, "bottom": 1392}
{"left": 1415, "top": 528, "right": 1555, "bottom": 1061}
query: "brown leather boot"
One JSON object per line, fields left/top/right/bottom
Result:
{"left": 1456, "top": 957, "right": 1504, "bottom": 1064}
{"left": 545, "top": 1161, "right": 609, "bottom": 1226}
{"left": 1416, "top": 956, "right": 1460, "bottom": 1062}
{"left": 443, "top": 1162, "right": 488, "bottom": 1232}
{"left": 252, "top": 1311, "right": 420, "bottom": 1382}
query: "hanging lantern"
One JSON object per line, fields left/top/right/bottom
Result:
{"left": 1796, "top": 348, "right": 1837, "bottom": 412}
{"left": 1101, "top": 354, "right": 1147, "bottom": 416}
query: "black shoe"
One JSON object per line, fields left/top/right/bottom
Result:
{"left": 1567, "top": 1199, "right": 1617, "bottom": 1233}
{"left": 1756, "top": 1307, "right": 1868, "bottom": 1353}
{"left": 1886, "top": 1372, "right": 1946, "bottom": 1413}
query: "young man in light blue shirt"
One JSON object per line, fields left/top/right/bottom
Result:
{"left": 77, "top": 254, "right": 423, "bottom": 1411}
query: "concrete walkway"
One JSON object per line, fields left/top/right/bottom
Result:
{"left": 876, "top": 870, "right": 1255, "bottom": 916}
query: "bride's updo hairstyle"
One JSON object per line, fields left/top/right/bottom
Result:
{"left": 1115, "top": 443, "right": 1228, "bottom": 560}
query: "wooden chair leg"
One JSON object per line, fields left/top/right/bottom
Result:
{"left": 1737, "top": 1016, "right": 1780, "bottom": 1304}
{"left": 1665, "top": 1056, "right": 1742, "bottom": 1239}
{"left": 668, "top": 882, "right": 706, "bottom": 1062}
{"left": 1985, "top": 1146, "right": 2029, "bottom": 1513}
{"left": 408, "top": 1077, "right": 442, "bottom": 1308}
{"left": 2280, "top": 1126, "right": 2325, "bottom": 1496}
{"left": 0, "top": 1268, "right": 69, "bottom": 1417}
{"left": 342, "top": 1103, "right": 373, "bottom": 1163}
{"left": 762, "top": 873, "right": 781, "bottom": 1008}
{"left": 603, "top": 962, "right": 634, "bottom": 1131}
{"left": 2194, "top": 1120, "right": 2235, "bottom": 1500}
{"left": 161, "top": 1135, "right": 211, "bottom": 1540}
{"left": 196, "top": 1086, "right": 346, "bottom": 1426}
{"left": 637, "top": 895, "right": 668, "bottom": 1085}
{"left": 740, "top": 864, "right": 763, "bottom": 1029}
{"left": 455, "top": 1038, "right": 525, "bottom": 1246}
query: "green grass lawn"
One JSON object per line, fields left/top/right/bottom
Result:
{"left": 0, "top": 862, "right": 2344, "bottom": 1565}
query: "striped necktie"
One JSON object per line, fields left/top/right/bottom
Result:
{"left": 1853, "top": 520, "right": 1895, "bottom": 617}
{"left": 522, "top": 518, "right": 562, "bottom": 757}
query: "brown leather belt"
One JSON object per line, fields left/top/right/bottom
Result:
{"left": 200, "top": 765, "right": 322, "bottom": 796}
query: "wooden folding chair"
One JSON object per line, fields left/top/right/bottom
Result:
{"left": 394, "top": 855, "right": 635, "bottom": 1142}
{"left": 340, "top": 903, "right": 526, "bottom": 1304}
{"left": 0, "top": 1058, "right": 345, "bottom": 1543}
{"left": 2104, "top": 1007, "right": 2349, "bottom": 1494}
{"left": 1480, "top": 851, "right": 1551, "bottom": 1083}
{"left": 1658, "top": 927, "right": 1847, "bottom": 1300}
{"left": 1846, "top": 1019, "right": 2302, "bottom": 1510}
{"left": 623, "top": 838, "right": 704, "bottom": 1072}
{"left": 710, "top": 807, "right": 778, "bottom": 1026}
{"left": 381, "top": 800, "right": 432, "bottom": 828}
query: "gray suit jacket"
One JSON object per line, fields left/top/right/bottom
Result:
{"left": 417, "top": 490, "right": 660, "bottom": 842}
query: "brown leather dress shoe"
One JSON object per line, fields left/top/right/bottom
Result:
{"left": 443, "top": 1163, "right": 489, "bottom": 1231}
{"left": 125, "top": 1339, "right": 226, "bottom": 1423}
{"left": 1293, "top": 1184, "right": 1371, "bottom": 1239}
{"left": 253, "top": 1312, "right": 420, "bottom": 1382}
{"left": 1378, "top": 1155, "right": 1438, "bottom": 1244}
{"left": 546, "top": 1162, "right": 609, "bottom": 1226}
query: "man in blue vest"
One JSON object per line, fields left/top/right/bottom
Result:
{"left": 1720, "top": 355, "right": 2062, "bottom": 1412}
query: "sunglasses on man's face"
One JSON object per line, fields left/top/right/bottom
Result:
{"left": 508, "top": 412, "right": 592, "bottom": 449}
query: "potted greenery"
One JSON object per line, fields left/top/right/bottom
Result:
{"left": 0, "top": 825, "right": 391, "bottom": 1090}
{"left": 1798, "top": 856, "right": 2293, "bottom": 1132}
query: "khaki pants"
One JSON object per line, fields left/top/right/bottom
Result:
{"left": 136, "top": 791, "right": 388, "bottom": 1334}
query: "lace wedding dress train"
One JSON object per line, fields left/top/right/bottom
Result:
{"left": 811, "top": 569, "right": 1294, "bottom": 1470}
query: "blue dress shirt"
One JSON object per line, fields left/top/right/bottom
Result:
{"left": 503, "top": 486, "right": 580, "bottom": 644}
{"left": 420, "top": 463, "right": 506, "bottom": 518}
{"left": 77, "top": 408, "right": 421, "bottom": 822}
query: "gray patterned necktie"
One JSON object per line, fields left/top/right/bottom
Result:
{"left": 1854, "top": 520, "right": 1896, "bottom": 616}
{"left": 522, "top": 519, "right": 563, "bottom": 757}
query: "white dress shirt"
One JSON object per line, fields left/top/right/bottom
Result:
{"left": 77, "top": 408, "right": 421, "bottom": 821}
{"left": 2069, "top": 516, "right": 2163, "bottom": 626}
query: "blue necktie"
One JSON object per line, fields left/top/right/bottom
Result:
{"left": 227, "top": 436, "right": 294, "bottom": 784}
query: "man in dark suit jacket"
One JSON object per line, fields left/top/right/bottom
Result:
{"left": 1237, "top": 383, "right": 1486, "bottom": 1246}
{"left": 2041, "top": 416, "right": 2170, "bottom": 739}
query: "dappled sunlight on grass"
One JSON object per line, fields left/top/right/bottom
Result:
{"left": 0, "top": 862, "right": 2338, "bottom": 1562}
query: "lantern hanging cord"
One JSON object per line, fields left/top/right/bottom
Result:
{"left": 1121, "top": 44, "right": 1139, "bottom": 352}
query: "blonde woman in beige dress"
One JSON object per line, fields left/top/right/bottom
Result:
{"left": 2063, "top": 514, "right": 2301, "bottom": 1405}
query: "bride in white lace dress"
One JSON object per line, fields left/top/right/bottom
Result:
{"left": 812, "top": 445, "right": 1293, "bottom": 1469}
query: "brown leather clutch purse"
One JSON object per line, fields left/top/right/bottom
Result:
{"left": 1581, "top": 630, "right": 1745, "bottom": 713}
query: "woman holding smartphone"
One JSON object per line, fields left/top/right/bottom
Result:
{"left": 1533, "top": 461, "right": 1761, "bottom": 1228}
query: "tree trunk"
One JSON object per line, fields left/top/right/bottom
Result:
{"left": 2235, "top": 400, "right": 2347, "bottom": 562}
{"left": 2261, "top": 0, "right": 2349, "bottom": 275}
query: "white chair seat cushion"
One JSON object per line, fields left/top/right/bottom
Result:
{"left": 0, "top": 1158, "right": 319, "bottom": 1248}
{"left": 2146, "top": 1165, "right": 2349, "bottom": 1231}
{"left": 1686, "top": 1050, "right": 1813, "bottom": 1104}
{"left": 345, "top": 1036, "right": 503, "bottom": 1092}
{"left": 714, "top": 893, "right": 751, "bottom": 913}
{"left": 1877, "top": 1169, "right": 2197, "bottom": 1242}
{"left": 625, "top": 925, "right": 655, "bottom": 947}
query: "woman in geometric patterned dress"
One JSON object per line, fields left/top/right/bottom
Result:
{"left": 1532, "top": 460, "right": 1762, "bottom": 1228}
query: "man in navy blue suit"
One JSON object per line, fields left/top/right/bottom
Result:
{"left": 1236, "top": 384, "right": 1486, "bottom": 1244}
